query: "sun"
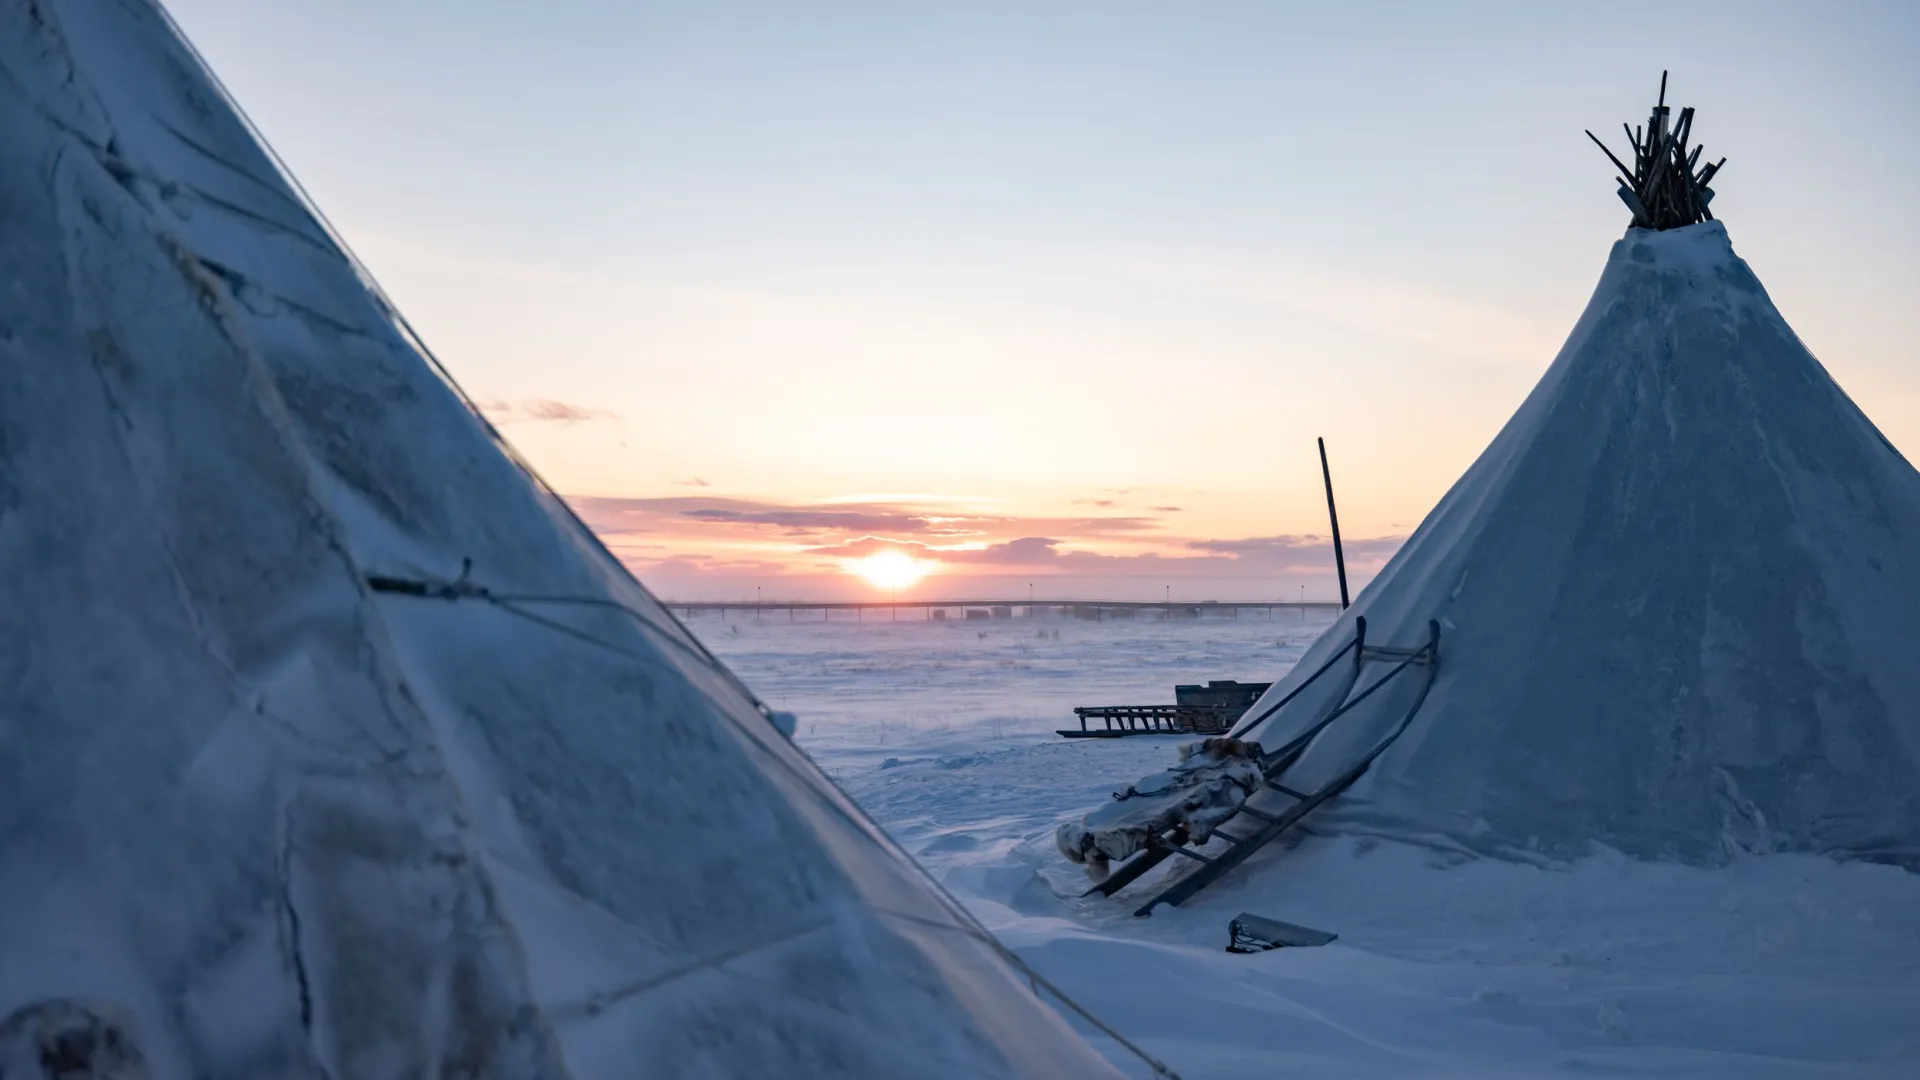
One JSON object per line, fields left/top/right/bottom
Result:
{"left": 846, "top": 550, "right": 933, "bottom": 591}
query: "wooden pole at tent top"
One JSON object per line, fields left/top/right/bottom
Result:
{"left": 1584, "top": 71, "right": 1726, "bottom": 231}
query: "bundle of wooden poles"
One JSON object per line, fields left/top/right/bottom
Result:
{"left": 1586, "top": 72, "right": 1726, "bottom": 231}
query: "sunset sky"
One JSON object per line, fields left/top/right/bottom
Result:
{"left": 169, "top": 0, "right": 1920, "bottom": 600}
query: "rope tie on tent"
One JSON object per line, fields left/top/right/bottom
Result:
{"left": 367, "top": 563, "right": 1185, "bottom": 1078}
{"left": 367, "top": 560, "right": 749, "bottom": 681}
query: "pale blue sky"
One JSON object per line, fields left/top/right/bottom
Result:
{"left": 165, "top": 1, "right": 1919, "bottom": 598}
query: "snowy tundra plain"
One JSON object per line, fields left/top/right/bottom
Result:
{"left": 697, "top": 611, "right": 1920, "bottom": 1078}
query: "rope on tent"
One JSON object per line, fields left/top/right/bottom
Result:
{"left": 366, "top": 568, "right": 1183, "bottom": 1078}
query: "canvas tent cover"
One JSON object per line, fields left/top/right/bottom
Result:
{"left": 0, "top": 2, "right": 1122, "bottom": 1077}
{"left": 1231, "top": 222, "right": 1920, "bottom": 868}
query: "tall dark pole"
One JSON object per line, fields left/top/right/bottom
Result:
{"left": 1318, "top": 437, "right": 1350, "bottom": 609}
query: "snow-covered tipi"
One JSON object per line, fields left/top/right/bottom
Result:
{"left": 0, "top": 2, "right": 1123, "bottom": 1077}
{"left": 1234, "top": 84, "right": 1920, "bottom": 869}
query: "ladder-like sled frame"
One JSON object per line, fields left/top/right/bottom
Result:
{"left": 1079, "top": 616, "right": 1441, "bottom": 916}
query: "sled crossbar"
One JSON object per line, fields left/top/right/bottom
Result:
{"left": 1081, "top": 617, "right": 1443, "bottom": 915}
{"left": 1360, "top": 644, "right": 1434, "bottom": 666}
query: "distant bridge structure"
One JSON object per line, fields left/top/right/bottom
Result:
{"left": 659, "top": 600, "right": 1343, "bottom": 622}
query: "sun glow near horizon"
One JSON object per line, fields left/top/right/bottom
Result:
{"left": 846, "top": 550, "right": 935, "bottom": 592}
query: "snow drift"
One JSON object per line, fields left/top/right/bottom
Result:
{"left": 1234, "top": 221, "right": 1920, "bottom": 867}
{"left": 0, "top": 2, "right": 1120, "bottom": 1076}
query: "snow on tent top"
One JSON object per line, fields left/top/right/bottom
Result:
{"left": 1234, "top": 207, "right": 1920, "bottom": 869}
{"left": 0, "top": 2, "right": 1125, "bottom": 1077}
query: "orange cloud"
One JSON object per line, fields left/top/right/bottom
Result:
{"left": 567, "top": 493, "right": 1402, "bottom": 600}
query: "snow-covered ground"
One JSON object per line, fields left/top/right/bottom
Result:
{"left": 698, "top": 612, "right": 1920, "bottom": 1078}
